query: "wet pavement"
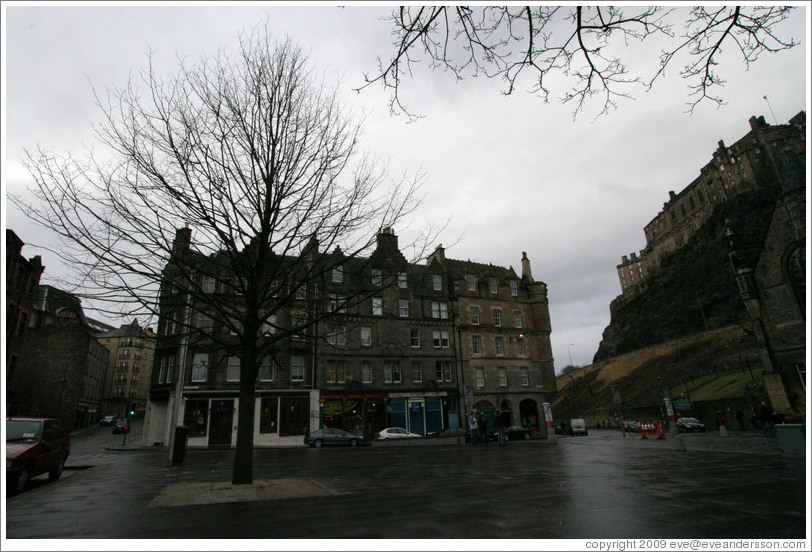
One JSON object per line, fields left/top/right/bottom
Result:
{"left": 3, "top": 423, "right": 808, "bottom": 541}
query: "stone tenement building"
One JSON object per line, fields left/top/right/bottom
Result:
{"left": 618, "top": 111, "right": 806, "bottom": 295}
{"left": 5, "top": 229, "right": 44, "bottom": 409}
{"left": 143, "top": 227, "right": 557, "bottom": 448}
{"left": 98, "top": 320, "right": 157, "bottom": 419}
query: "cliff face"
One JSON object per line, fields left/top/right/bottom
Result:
{"left": 594, "top": 188, "right": 778, "bottom": 364}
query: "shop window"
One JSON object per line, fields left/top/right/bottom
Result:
{"left": 279, "top": 397, "right": 309, "bottom": 436}
{"left": 259, "top": 397, "right": 278, "bottom": 434}
{"left": 184, "top": 399, "right": 209, "bottom": 437}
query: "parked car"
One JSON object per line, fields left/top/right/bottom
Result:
{"left": 622, "top": 420, "right": 638, "bottom": 432}
{"left": 374, "top": 427, "right": 422, "bottom": 440}
{"left": 304, "top": 428, "right": 366, "bottom": 448}
{"left": 490, "top": 425, "right": 532, "bottom": 441}
{"left": 6, "top": 417, "right": 71, "bottom": 494}
{"left": 676, "top": 417, "right": 706, "bottom": 433}
{"left": 112, "top": 419, "right": 130, "bottom": 434}
{"left": 99, "top": 415, "right": 118, "bottom": 426}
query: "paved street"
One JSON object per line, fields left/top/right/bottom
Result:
{"left": 4, "top": 422, "right": 807, "bottom": 542}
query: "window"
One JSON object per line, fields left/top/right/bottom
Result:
{"left": 509, "top": 279, "right": 518, "bottom": 297}
{"left": 292, "top": 316, "right": 306, "bottom": 340}
{"left": 262, "top": 314, "right": 277, "bottom": 335}
{"left": 412, "top": 361, "right": 423, "bottom": 383}
{"left": 259, "top": 397, "right": 278, "bottom": 434}
{"left": 396, "top": 299, "right": 409, "bottom": 318}
{"left": 499, "top": 367, "right": 508, "bottom": 387}
{"left": 431, "top": 301, "right": 448, "bottom": 319}
{"left": 131, "top": 375, "right": 139, "bottom": 385}
{"left": 470, "top": 306, "right": 480, "bottom": 325}
{"left": 433, "top": 330, "right": 449, "bottom": 348}
{"left": 295, "top": 285, "right": 307, "bottom": 300}
{"left": 372, "top": 297, "right": 383, "bottom": 316}
{"left": 118, "top": 362, "right": 129, "bottom": 371}
{"left": 495, "top": 336, "right": 505, "bottom": 356}
{"left": 184, "top": 399, "right": 209, "bottom": 437}
{"left": 492, "top": 309, "right": 502, "bottom": 327}
{"left": 227, "top": 356, "right": 241, "bottom": 382}
{"left": 290, "top": 354, "right": 305, "bottom": 382}
{"left": 202, "top": 275, "right": 215, "bottom": 293}
{"left": 332, "top": 267, "right": 343, "bottom": 283}
{"left": 516, "top": 337, "right": 526, "bottom": 356}
{"left": 475, "top": 367, "right": 485, "bottom": 388}
{"left": 360, "top": 326, "right": 372, "bottom": 346}
{"left": 132, "top": 363, "right": 140, "bottom": 373}
{"left": 471, "top": 335, "right": 482, "bottom": 355}
{"left": 259, "top": 355, "right": 274, "bottom": 382}
{"left": 158, "top": 354, "right": 175, "bottom": 384}
{"left": 466, "top": 273, "right": 477, "bottom": 292}
{"left": 197, "top": 313, "right": 213, "bottom": 331}
{"left": 328, "top": 294, "right": 346, "bottom": 313}
{"left": 398, "top": 272, "right": 408, "bottom": 288}
{"left": 279, "top": 397, "right": 309, "bottom": 436}
{"left": 489, "top": 277, "right": 498, "bottom": 294}
{"left": 191, "top": 353, "right": 208, "bottom": 382}
{"left": 119, "top": 349, "right": 131, "bottom": 359}
{"left": 432, "top": 274, "right": 442, "bottom": 291}
{"left": 326, "top": 325, "right": 346, "bottom": 346}
{"left": 520, "top": 368, "right": 529, "bottom": 386}
{"left": 230, "top": 319, "right": 242, "bottom": 336}
{"left": 513, "top": 310, "right": 523, "bottom": 328}
{"left": 435, "top": 361, "right": 452, "bottom": 382}
{"left": 361, "top": 361, "right": 373, "bottom": 383}
{"left": 372, "top": 269, "right": 382, "bottom": 287}
{"left": 410, "top": 328, "right": 421, "bottom": 348}
{"left": 384, "top": 361, "right": 401, "bottom": 383}
{"left": 326, "top": 360, "right": 346, "bottom": 383}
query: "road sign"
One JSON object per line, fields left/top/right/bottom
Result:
{"left": 673, "top": 401, "right": 693, "bottom": 411}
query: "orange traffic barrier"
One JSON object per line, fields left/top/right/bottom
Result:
{"left": 638, "top": 419, "right": 665, "bottom": 439}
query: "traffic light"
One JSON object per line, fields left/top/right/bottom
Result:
{"left": 128, "top": 402, "right": 136, "bottom": 416}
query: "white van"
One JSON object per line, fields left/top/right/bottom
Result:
{"left": 569, "top": 418, "right": 588, "bottom": 436}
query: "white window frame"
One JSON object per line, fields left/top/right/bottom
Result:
{"left": 517, "top": 337, "right": 526, "bottom": 356}
{"left": 360, "top": 326, "right": 372, "bottom": 347}
{"left": 475, "top": 367, "right": 485, "bottom": 388}
{"left": 466, "top": 273, "right": 477, "bottom": 292}
{"left": 372, "top": 297, "right": 383, "bottom": 316}
{"left": 290, "top": 354, "right": 305, "bottom": 382}
{"left": 262, "top": 314, "right": 277, "bottom": 336}
{"left": 361, "top": 361, "right": 373, "bottom": 383}
{"left": 489, "top": 277, "right": 498, "bottom": 294}
{"left": 514, "top": 310, "right": 523, "bottom": 328}
{"left": 372, "top": 269, "right": 382, "bottom": 287}
{"left": 492, "top": 309, "right": 502, "bottom": 327}
{"left": 509, "top": 279, "right": 519, "bottom": 297}
{"left": 399, "top": 299, "right": 409, "bottom": 318}
{"left": 471, "top": 335, "right": 482, "bottom": 355}
{"left": 191, "top": 353, "right": 208, "bottom": 382}
{"left": 520, "top": 367, "right": 530, "bottom": 386}
{"left": 433, "top": 330, "right": 449, "bottom": 349}
{"left": 227, "top": 356, "right": 241, "bottom": 382}
{"left": 332, "top": 267, "right": 343, "bottom": 283}
{"left": 398, "top": 272, "right": 408, "bottom": 289}
{"left": 431, "top": 301, "right": 448, "bottom": 319}
{"left": 410, "top": 328, "right": 421, "bottom": 348}
{"left": 202, "top": 275, "right": 216, "bottom": 293}
{"left": 432, "top": 274, "right": 442, "bottom": 291}
{"left": 495, "top": 336, "right": 505, "bottom": 356}
{"left": 259, "top": 355, "right": 274, "bottom": 382}
{"left": 412, "top": 361, "right": 422, "bottom": 383}
{"left": 498, "top": 366, "right": 508, "bottom": 387}
{"left": 326, "top": 325, "right": 346, "bottom": 346}
{"left": 470, "top": 306, "right": 480, "bottom": 325}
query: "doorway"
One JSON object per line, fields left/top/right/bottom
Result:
{"left": 208, "top": 399, "right": 234, "bottom": 447}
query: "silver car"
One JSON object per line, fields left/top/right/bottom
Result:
{"left": 304, "top": 428, "right": 366, "bottom": 448}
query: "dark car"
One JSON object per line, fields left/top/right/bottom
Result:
{"left": 304, "top": 428, "right": 365, "bottom": 448}
{"left": 6, "top": 417, "right": 71, "bottom": 494}
{"left": 490, "top": 425, "right": 532, "bottom": 441}
{"left": 99, "top": 415, "right": 118, "bottom": 426}
{"left": 676, "top": 417, "right": 706, "bottom": 433}
{"left": 112, "top": 419, "right": 130, "bottom": 434}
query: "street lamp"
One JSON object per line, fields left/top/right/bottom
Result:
{"left": 567, "top": 344, "right": 575, "bottom": 367}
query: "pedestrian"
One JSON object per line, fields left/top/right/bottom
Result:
{"left": 759, "top": 400, "right": 774, "bottom": 437}
{"left": 478, "top": 412, "right": 489, "bottom": 445}
{"left": 495, "top": 410, "right": 507, "bottom": 447}
{"left": 736, "top": 408, "right": 746, "bottom": 431}
{"left": 469, "top": 410, "right": 479, "bottom": 445}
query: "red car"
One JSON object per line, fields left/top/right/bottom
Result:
{"left": 6, "top": 417, "right": 71, "bottom": 494}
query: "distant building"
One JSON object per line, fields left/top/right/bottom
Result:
{"left": 144, "top": 227, "right": 557, "bottom": 448}
{"left": 97, "top": 320, "right": 157, "bottom": 419}
{"left": 5, "top": 229, "right": 45, "bottom": 404}
{"left": 618, "top": 112, "right": 806, "bottom": 295}
{"left": 10, "top": 285, "right": 113, "bottom": 429}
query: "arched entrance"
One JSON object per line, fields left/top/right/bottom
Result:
{"left": 473, "top": 400, "right": 494, "bottom": 428}
{"left": 499, "top": 399, "right": 513, "bottom": 427}
{"left": 519, "top": 399, "right": 540, "bottom": 429}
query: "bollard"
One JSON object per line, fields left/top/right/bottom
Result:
{"left": 716, "top": 410, "right": 729, "bottom": 438}
{"left": 673, "top": 434, "right": 687, "bottom": 452}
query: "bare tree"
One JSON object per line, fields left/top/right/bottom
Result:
{"left": 359, "top": 5, "right": 799, "bottom": 120}
{"left": 14, "top": 27, "right": 433, "bottom": 484}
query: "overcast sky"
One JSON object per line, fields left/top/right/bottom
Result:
{"left": 3, "top": 3, "right": 809, "bottom": 371}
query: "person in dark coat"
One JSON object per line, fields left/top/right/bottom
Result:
{"left": 759, "top": 400, "right": 774, "bottom": 436}
{"left": 478, "top": 412, "right": 489, "bottom": 445}
{"left": 736, "top": 408, "right": 746, "bottom": 431}
{"left": 495, "top": 410, "right": 507, "bottom": 446}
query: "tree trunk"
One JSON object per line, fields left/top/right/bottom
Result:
{"left": 232, "top": 358, "right": 258, "bottom": 485}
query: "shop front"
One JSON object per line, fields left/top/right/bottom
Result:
{"left": 320, "top": 394, "right": 386, "bottom": 441}
{"left": 387, "top": 392, "right": 459, "bottom": 435}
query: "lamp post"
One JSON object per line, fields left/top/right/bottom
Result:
{"left": 567, "top": 344, "right": 575, "bottom": 367}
